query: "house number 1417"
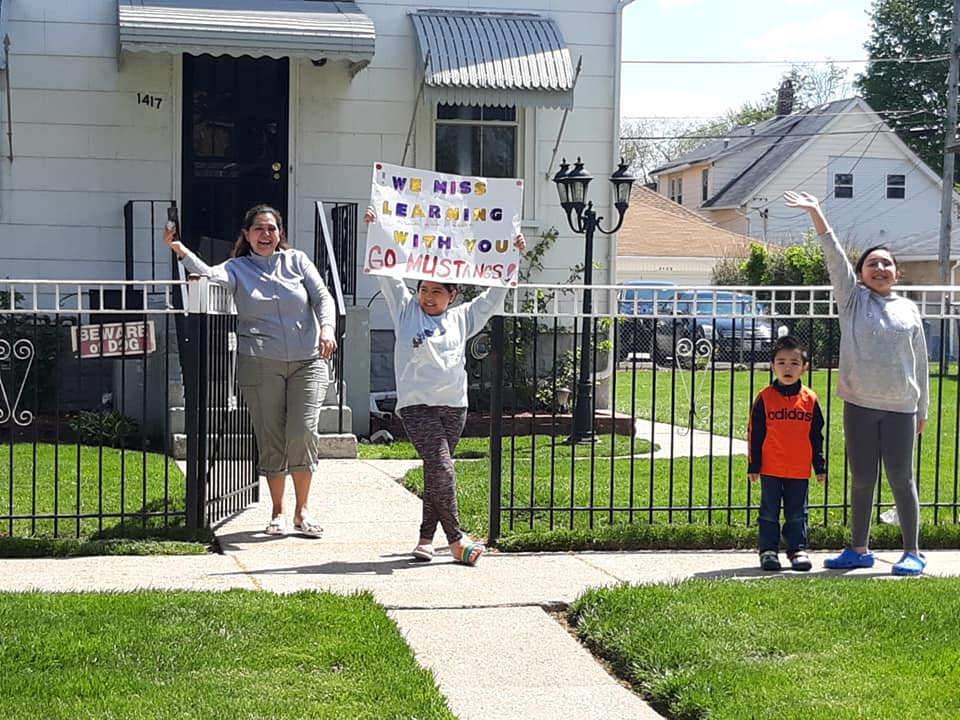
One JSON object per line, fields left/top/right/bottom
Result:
{"left": 136, "top": 92, "right": 162, "bottom": 109}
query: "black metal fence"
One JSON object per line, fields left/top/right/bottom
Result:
{"left": 487, "top": 283, "right": 960, "bottom": 543}
{"left": 0, "top": 278, "right": 257, "bottom": 538}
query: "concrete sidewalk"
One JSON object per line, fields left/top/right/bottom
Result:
{"left": 4, "top": 458, "right": 960, "bottom": 720}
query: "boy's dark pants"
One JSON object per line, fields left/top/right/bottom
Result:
{"left": 758, "top": 476, "right": 810, "bottom": 554}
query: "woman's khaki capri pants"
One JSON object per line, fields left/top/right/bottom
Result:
{"left": 237, "top": 355, "right": 328, "bottom": 476}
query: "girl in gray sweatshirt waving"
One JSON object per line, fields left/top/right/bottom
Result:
{"left": 784, "top": 191, "right": 929, "bottom": 575}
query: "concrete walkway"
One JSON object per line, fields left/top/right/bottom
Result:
{"left": 4, "top": 458, "right": 960, "bottom": 720}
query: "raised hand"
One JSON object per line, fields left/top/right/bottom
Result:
{"left": 515, "top": 233, "right": 526, "bottom": 252}
{"left": 784, "top": 191, "right": 829, "bottom": 234}
{"left": 163, "top": 222, "right": 187, "bottom": 259}
{"left": 783, "top": 191, "right": 821, "bottom": 211}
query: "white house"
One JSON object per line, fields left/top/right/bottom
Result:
{"left": 0, "top": 0, "right": 636, "bottom": 431}
{"left": 650, "top": 95, "right": 960, "bottom": 285}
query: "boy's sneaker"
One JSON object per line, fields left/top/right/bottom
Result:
{"left": 823, "top": 546, "right": 875, "bottom": 569}
{"left": 891, "top": 552, "right": 926, "bottom": 576}
{"left": 759, "top": 550, "right": 781, "bottom": 571}
{"left": 788, "top": 551, "right": 812, "bottom": 571}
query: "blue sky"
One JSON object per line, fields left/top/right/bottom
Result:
{"left": 620, "top": 0, "right": 875, "bottom": 121}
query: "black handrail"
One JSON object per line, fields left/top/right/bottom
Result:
{"left": 313, "top": 201, "right": 350, "bottom": 434}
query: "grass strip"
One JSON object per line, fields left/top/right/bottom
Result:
{"left": 0, "top": 589, "right": 454, "bottom": 720}
{"left": 570, "top": 577, "right": 960, "bottom": 720}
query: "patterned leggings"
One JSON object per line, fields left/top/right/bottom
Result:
{"left": 399, "top": 404, "right": 468, "bottom": 544}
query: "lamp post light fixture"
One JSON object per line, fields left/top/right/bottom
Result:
{"left": 552, "top": 157, "right": 635, "bottom": 443}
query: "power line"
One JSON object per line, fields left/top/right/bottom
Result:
{"left": 622, "top": 56, "right": 947, "bottom": 65}
{"left": 621, "top": 109, "right": 930, "bottom": 121}
{"left": 621, "top": 128, "right": 899, "bottom": 141}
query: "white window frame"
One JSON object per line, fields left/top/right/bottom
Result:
{"left": 431, "top": 103, "right": 527, "bottom": 218}
{"left": 834, "top": 173, "right": 854, "bottom": 199}
{"left": 432, "top": 104, "right": 522, "bottom": 178}
{"left": 886, "top": 173, "right": 905, "bottom": 199}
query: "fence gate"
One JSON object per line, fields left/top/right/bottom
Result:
{"left": 181, "top": 278, "right": 258, "bottom": 529}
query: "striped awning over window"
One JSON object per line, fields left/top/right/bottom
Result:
{"left": 410, "top": 10, "right": 575, "bottom": 109}
{"left": 118, "top": 0, "right": 375, "bottom": 65}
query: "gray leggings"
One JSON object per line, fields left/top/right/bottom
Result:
{"left": 399, "top": 404, "right": 468, "bottom": 545}
{"left": 844, "top": 402, "right": 919, "bottom": 550}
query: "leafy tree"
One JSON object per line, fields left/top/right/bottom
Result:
{"left": 712, "top": 242, "right": 836, "bottom": 365}
{"left": 620, "top": 118, "right": 697, "bottom": 184}
{"left": 855, "top": 0, "right": 952, "bottom": 175}
{"left": 693, "top": 63, "right": 852, "bottom": 143}
{"left": 624, "top": 63, "right": 853, "bottom": 179}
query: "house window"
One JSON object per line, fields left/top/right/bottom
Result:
{"left": 669, "top": 177, "right": 683, "bottom": 204}
{"left": 701, "top": 168, "right": 709, "bottom": 202}
{"left": 834, "top": 173, "right": 853, "bottom": 199}
{"left": 434, "top": 104, "right": 517, "bottom": 177}
{"left": 887, "top": 174, "right": 905, "bottom": 199}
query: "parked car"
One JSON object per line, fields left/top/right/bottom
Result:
{"left": 616, "top": 281, "right": 677, "bottom": 361}
{"left": 655, "top": 290, "right": 785, "bottom": 366}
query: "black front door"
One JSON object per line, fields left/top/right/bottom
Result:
{"left": 181, "top": 54, "right": 289, "bottom": 264}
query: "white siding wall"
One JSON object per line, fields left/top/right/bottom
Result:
{"left": 347, "top": 0, "right": 623, "bottom": 330}
{"left": 749, "top": 105, "right": 944, "bottom": 249}
{"left": 1, "top": 0, "right": 623, "bottom": 331}
{"left": 616, "top": 257, "right": 711, "bottom": 285}
{"left": 0, "top": 0, "right": 177, "bottom": 280}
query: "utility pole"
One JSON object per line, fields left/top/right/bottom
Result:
{"left": 939, "top": 0, "right": 960, "bottom": 285}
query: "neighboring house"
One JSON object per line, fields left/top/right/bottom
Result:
{"left": 0, "top": 0, "right": 635, "bottom": 429}
{"left": 616, "top": 185, "right": 760, "bottom": 285}
{"left": 650, "top": 94, "right": 960, "bottom": 266}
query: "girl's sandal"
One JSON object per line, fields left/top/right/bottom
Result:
{"left": 455, "top": 542, "right": 484, "bottom": 566}
{"left": 412, "top": 544, "right": 435, "bottom": 562}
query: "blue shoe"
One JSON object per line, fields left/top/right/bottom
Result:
{"left": 891, "top": 552, "right": 927, "bottom": 576}
{"left": 823, "top": 547, "right": 875, "bottom": 569}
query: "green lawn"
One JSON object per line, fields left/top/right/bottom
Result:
{"left": 0, "top": 443, "right": 186, "bottom": 539}
{"left": 613, "top": 366, "right": 960, "bottom": 519}
{"left": 571, "top": 577, "right": 960, "bottom": 720}
{"left": 368, "top": 368, "right": 960, "bottom": 547}
{"left": 0, "top": 589, "right": 454, "bottom": 720}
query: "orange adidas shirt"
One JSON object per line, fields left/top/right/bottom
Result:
{"left": 748, "top": 382, "right": 826, "bottom": 480}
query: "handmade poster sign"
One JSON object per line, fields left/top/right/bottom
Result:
{"left": 364, "top": 162, "right": 523, "bottom": 287}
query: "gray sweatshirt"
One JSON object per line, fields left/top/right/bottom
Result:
{"left": 379, "top": 276, "right": 507, "bottom": 411}
{"left": 180, "top": 247, "right": 335, "bottom": 362}
{"left": 819, "top": 230, "right": 928, "bottom": 419}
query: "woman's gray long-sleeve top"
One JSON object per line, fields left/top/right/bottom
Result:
{"left": 818, "top": 229, "right": 929, "bottom": 420}
{"left": 180, "top": 247, "right": 335, "bottom": 362}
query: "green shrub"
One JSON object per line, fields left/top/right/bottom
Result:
{"left": 68, "top": 409, "right": 142, "bottom": 448}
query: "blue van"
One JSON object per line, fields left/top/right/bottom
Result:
{"left": 656, "top": 290, "right": 782, "bottom": 364}
{"left": 618, "top": 280, "right": 677, "bottom": 315}
{"left": 617, "top": 281, "right": 677, "bottom": 360}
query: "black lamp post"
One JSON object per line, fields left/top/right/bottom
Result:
{"left": 552, "top": 157, "right": 635, "bottom": 443}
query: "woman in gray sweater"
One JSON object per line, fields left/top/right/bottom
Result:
{"left": 784, "top": 191, "right": 929, "bottom": 575}
{"left": 164, "top": 204, "right": 337, "bottom": 538}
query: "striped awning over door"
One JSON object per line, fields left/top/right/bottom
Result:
{"left": 118, "top": 0, "right": 375, "bottom": 64}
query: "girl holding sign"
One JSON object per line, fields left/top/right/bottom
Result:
{"left": 364, "top": 208, "right": 524, "bottom": 565}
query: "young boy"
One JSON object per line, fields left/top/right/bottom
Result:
{"left": 748, "top": 335, "right": 827, "bottom": 571}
